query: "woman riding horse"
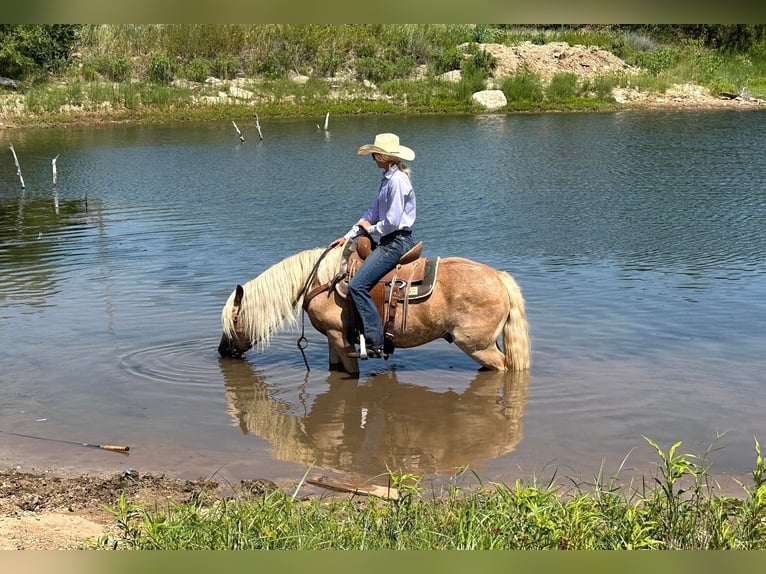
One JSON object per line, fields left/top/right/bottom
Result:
{"left": 328, "top": 132, "right": 417, "bottom": 360}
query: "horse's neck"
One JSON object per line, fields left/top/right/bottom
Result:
{"left": 243, "top": 247, "right": 340, "bottom": 331}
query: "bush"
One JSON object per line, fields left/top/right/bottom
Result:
{"left": 258, "top": 49, "right": 290, "bottom": 79}
{"left": 470, "top": 24, "right": 506, "bottom": 44}
{"left": 502, "top": 71, "right": 544, "bottom": 102}
{"left": 212, "top": 53, "right": 239, "bottom": 80}
{"left": 182, "top": 57, "right": 211, "bottom": 82}
{"left": 469, "top": 49, "right": 497, "bottom": 77}
{"left": 634, "top": 46, "right": 675, "bottom": 75}
{"left": 79, "top": 60, "right": 99, "bottom": 81}
{"left": 456, "top": 60, "right": 487, "bottom": 101}
{"left": 623, "top": 31, "right": 658, "bottom": 53}
{"left": 356, "top": 55, "right": 415, "bottom": 84}
{"left": 431, "top": 46, "right": 464, "bottom": 75}
{"left": 0, "top": 24, "right": 81, "bottom": 82}
{"left": 582, "top": 75, "right": 617, "bottom": 101}
{"left": 315, "top": 53, "right": 342, "bottom": 77}
{"left": 108, "top": 57, "right": 132, "bottom": 82}
{"left": 148, "top": 53, "right": 174, "bottom": 84}
{"left": 546, "top": 72, "right": 579, "bottom": 101}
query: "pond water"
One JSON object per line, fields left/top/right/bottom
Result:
{"left": 1, "top": 110, "right": 765, "bottom": 491}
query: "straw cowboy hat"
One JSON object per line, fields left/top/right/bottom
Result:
{"left": 357, "top": 132, "right": 416, "bottom": 161}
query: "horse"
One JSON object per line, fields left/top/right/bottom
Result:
{"left": 218, "top": 241, "right": 530, "bottom": 375}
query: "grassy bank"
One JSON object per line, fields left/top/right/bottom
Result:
{"left": 2, "top": 24, "right": 766, "bottom": 128}
{"left": 95, "top": 437, "right": 766, "bottom": 550}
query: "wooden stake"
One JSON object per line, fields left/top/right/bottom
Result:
{"left": 9, "top": 144, "right": 25, "bottom": 189}
{"left": 254, "top": 113, "right": 263, "bottom": 141}
{"left": 52, "top": 154, "right": 59, "bottom": 187}
{"left": 317, "top": 111, "right": 330, "bottom": 132}
{"left": 232, "top": 120, "right": 244, "bottom": 143}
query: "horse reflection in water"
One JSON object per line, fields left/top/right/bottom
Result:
{"left": 219, "top": 359, "right": 529, "bottom": 478}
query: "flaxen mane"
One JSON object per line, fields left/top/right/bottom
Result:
{"left": 221, "top": 247, "right": 342, "bottom": 348}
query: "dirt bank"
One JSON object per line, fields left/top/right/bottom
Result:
{"left": 478, "top": 41, "right": 763, "bottom": 110}
{"left": 0, "top": 467, "right": 221, "bottom": 549}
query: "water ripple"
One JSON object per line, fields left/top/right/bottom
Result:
{"left": 120, "top": 339, "right": 223, "bottom": 389}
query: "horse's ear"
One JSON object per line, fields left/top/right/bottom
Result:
{"left": 234, "top": 284, "right": 244, "bottom": 306}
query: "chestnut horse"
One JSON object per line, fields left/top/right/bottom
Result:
{"left": 218, "top": 242, "right": 530, "bottom": 375}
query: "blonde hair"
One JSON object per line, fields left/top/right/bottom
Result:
{"left": 378, "top": 154, "right": 412, "bottom": 179}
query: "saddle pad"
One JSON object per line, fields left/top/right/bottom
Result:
{"left": 334, "top": 256, "right": 439, "bottom": 303}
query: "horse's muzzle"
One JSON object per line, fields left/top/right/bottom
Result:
{"left": 218, "top": 333, "right": 243, "bottom": 359}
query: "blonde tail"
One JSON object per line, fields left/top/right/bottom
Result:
{"left": 499, "top": 271, "right": 531, "bottom": 370}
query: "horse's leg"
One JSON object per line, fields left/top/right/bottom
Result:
{"left": 453, "top": 337, "right": 508, "bottom": 371}
{"left": 328, "top": 340, "right": 344, "bottom": 371}
{"left": 442, "top": 267, "right": 510, "bottom": 371}
{"left": 326, "top": 329, "right": 360, "bottom": 376}
{"left": 458, "top": 344, "right": 506, "bottom": 371}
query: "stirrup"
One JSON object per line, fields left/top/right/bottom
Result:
{"left": 359, "top": 334, "right": 368, "bottom": 359}
{"left": 347, "top": 335, "right": 387, "bottom": 360}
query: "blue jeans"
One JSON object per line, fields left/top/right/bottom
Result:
{"left": 348, "top": 230, "right": 415, "bottom": 350}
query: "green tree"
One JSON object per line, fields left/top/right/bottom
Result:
{"left": 0, "top": 24, "right": 81, "bottom": 82}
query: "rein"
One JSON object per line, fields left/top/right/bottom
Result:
{"left": 295, "top": 246, "right": 335, "bottom": 371}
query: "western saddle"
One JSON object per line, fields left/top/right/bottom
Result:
{"left": 335, "top": 236, "right": 439, "bottom": 354}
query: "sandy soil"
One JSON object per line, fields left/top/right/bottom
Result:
{"left": 0, "top": 467, "right": 230, "bottom": 550}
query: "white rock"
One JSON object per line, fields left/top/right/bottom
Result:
{"left": 471, "top": 89, "right": 507, "bottom": 110}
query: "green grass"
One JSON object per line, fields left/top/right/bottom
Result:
{"left": 5, "top": 25, "right": 766, "bottom": 127}
{"left": 95, "top": 437, "right": 766, "bottom": 550}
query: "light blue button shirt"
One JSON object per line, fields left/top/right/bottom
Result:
{"left": 344, "top": 164, "right": 416, "bottom": 240}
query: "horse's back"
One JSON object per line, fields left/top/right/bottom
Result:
{"left": 435, "top": 256, "right": 511, "bottom": 290}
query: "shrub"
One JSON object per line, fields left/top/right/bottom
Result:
{"left": 315, "top": 53, "right": 342, "bottom": 77}
{"left": 0, "top": 24, "right": 81, "bottom": 81}
{"left": 546, "top": 72, "right": 579, "bottom": 101}
{"left": 258, "top": 49, "right": 290, "bottom": 79}
{"left": 108, "top": 57, "right": 132, "bottom": 82}
{"left": 469, "top": 49, "right": 497, "bottom": 77}
{"left": 356, "top": 55, "right": 415, "bottom": 84}
{"left": 212, "top": 53, "right": 239, "bottom": 80}
{"left": 582, "top": 75, "right": 618, "bottom": 101}
{"left": 79, "top": 60, "right": 99, "bottom": 81}
{"left": 182, "top": 57, "right": 211, "bottom": 82}
{"left": 431, "top": 46, "right": 464, "bottom": 75}
{"left": 502, "top": 71, "right": 544, "bottom": 102}
{"left": 456, "top": 60, "right": 487, "bottom": 101}
{"left": 624, "top": 31, "right": 659, "bottom": 53}
{"left": 148, "top": 53, "right": 174, "bottom": 84}
{"left": 471, "top": 24, "right": 506, "bottom": 44}
{"left": 634, "top": 46, "right": 675, "bottom": 75}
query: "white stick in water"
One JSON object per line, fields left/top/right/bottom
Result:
{"left": 232, "top": 120, "right": 244, "bottom": 143}
{"left": 9, "top": 144, "right": 25, "bottom": 189}
{"left": 255, "top": 113, "right": 263, "bottom": 140}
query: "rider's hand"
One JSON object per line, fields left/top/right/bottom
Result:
{"left": 329, "top": 237, "right": 345, "bottom": 248}
{"left": 357, "top": 220, "right": 372, "bottom": 233}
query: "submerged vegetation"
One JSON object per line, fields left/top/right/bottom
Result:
{"left": 1, "top": 24, "right": 766, "bottom": 126}
{"left": 96, "top": 437, "right": 766, "bottom": 550}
